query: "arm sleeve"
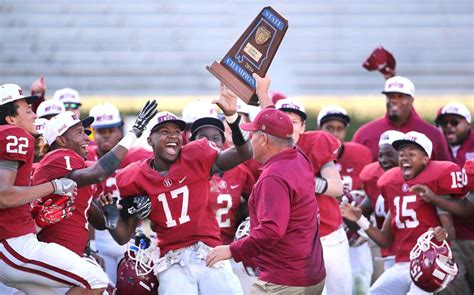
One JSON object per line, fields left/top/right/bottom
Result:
{"left": 230, "top": 176, "right": 290, "bottom": 261}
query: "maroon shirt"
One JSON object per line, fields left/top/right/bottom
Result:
{"left": 33, "top": 149, "right": 96, "bottom": 256}
{"left": 378, "top": 161, "right": 466, "bottom": 262}
{"left": 447, "top": 131, "right": 474, "bottom": 240}
{"left": 353, "top": 109, "right": 450, "bottom": 162}
{"left": 0, "top": 126, "right": 35, "bottom": 240}
{"left": 230, "top": 147, "right": 326, "bottom": 287}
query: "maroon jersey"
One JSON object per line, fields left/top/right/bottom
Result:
{"left": 378, "top": 161, "right": 466, "bottom": 262}
{"left": 0, "top": 126, "right": 35, "bottom": 240}
{"left": 86, "top": 145, "right": 153, "bottom": 198}
{"left": 353, "top": 109, "right": 450, "bottom": 162}
{"left": 297, "top": 131, "right": 342, "bottom": 236}
{"left": 446, "top": 132, "right": 474, "bottom": 240}
{"left": 33, "top": 149, "right": 96, "bottom": 256}
{"left": 209, "top": 165, "right": 255, "bottom": 244}
{"left": 117, "top": 139, "right": 221, "bottom": 255}
{"left": 360, "top": 162, "right": 394, "bottom": 257}
{"left": 336, "top": 142, "right": 372, "bottom": 192}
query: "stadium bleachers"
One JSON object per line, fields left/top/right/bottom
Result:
{"left": 0, "top": 0, "right": 473, "bottom": 96}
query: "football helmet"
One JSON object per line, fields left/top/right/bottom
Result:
{"left": 341, "top": 190, "right": 369, "bottom": 247}
{"left": 115, "top": 231, "right": 159, "bottom": 295}
{"left": 235, "top": 217, "right": 260, "bottom": 277}
{"left": 409, "top": 230, "right": 458, "bottom": 292}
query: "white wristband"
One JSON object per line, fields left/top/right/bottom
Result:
{"left": 225, "top": 113, "right": 238, "bottom": 124}
{"left": 118, "top": 132, "right": 138, "bottom": 150}
{"left": 356, "top": 215, "right": 371, "bottom": 231}
{"left": 89, "top": 240, "right": 97, "bottom": 253}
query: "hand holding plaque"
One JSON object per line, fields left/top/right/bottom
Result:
{"left": 207, "top": 7, "right": 288, "bottom": 106}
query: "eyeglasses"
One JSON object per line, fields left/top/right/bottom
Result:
{"left": 439, "top": 119, "right": 460, "bottom": 127}
{"left": 64, "top": 103, "right": 81, "bottom": 110}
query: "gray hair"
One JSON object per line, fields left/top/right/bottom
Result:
{"left": 255, "top": 131, "right": 294, "bottom": 147}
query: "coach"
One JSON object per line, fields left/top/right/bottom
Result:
{"left": 206, "top": 107, "right": 326, "bottom": 294}
{"left": 353, "top": 76, "right": 450, "bottom": 162}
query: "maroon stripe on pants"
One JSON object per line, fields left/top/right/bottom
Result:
{"left": 1, "top": 240, "right": 92, "bottom": 289}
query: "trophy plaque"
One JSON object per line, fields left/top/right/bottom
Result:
{"left": 206, "top": 7, "right": 288, "bottom": 106}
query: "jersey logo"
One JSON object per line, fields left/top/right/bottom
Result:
{"left": 178, "top": 176, "right": 187, "bottom": 184}
{"left": 163, "top": 178, "right": 173, "bottom": 187}
{"left": 402, "top": 183, "right": 410, "bottom": 193}
{"left": 230, "top": 184, "right": 240, "bottom": 189}
{"left": 346, "top": 167, "right": 354, "bottom": 173}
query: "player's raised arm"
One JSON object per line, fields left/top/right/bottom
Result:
{"left": 212, "top": 83, "right": 252, "bottom": 171}
{"left": 68, "top": 100, "right": 157, "bottom": 187}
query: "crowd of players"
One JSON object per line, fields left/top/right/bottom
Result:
{"left": 0, "top": 49, "right": 473, "bottom": 295}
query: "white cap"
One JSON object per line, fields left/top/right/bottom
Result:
{"left": 44, "top": 111, "right": 94, "bottom": 145}
{"left": 181, "top": 100, "right": 218, "bottom": 124}
{"left": 317, "top": 105, "right": 350, "bottom": 127}
{"left": 392, "top": 131, "right": 433, "bottom": 158}
{"left": 36, "top": 100, "right": 66, "bottom": 118}
{"left": 0, "top": 84, "right": 38, "bottom": 106}
{"left": 382, "top": 76, "right": 415, "bottom": 97}
{"left": 89, "top": 103, "right": 123, "bottom": 129}
{"left": 35, "top": 118, "right": 49, "bottom": 135}
{"left": 435, "top": 102, "right": 472, "bottom": 124}
{"left": 275, "top": 98, "right": 307, "bottom": 120}
{"left": 53, "top": 88, "right": 81, "bottom": 105}
{"left": 378, "top": 130, "right": 405, "bottom": 146}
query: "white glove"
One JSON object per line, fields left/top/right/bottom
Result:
{"left": 51, "top": 178, "right": 77, "bottom": 198}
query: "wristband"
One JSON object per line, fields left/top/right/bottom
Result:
{"left": 118, "top": 132, "right": 138, "bottom": 150}
{"left": 225, "top": 113, "right": 239, "bottom": 124}
{"left": 356, "top": 215, "right": 371, "bottom": 231}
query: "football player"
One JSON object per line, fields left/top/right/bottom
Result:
{"left": 31, "top": 100, "right": 156, "bottom": 293}
{"left": 341, "top": 131, "right": 466, "bottom": 294}
{"left": 86, "top": 103, "right": 153, "bottom": 285}
{"left": 317, "top": 105, "right": 373, "bottom": 294}
{"left": 106, "top": 82, "right": 253, "bottom": 294}
{"left": 359, "top": 130, "right": 404, "bottom": 270}
{"left": 0, "top": 84, "right": 103, "bottom": 294}
{"left": 272, "top": 96, "right": 349, "bottom": 295}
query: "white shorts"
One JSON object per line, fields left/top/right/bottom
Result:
{"left": 370, "top": 262, "right": 432, "bottom": 295}
{"left": 321, "top": 227, "right": 353, "bottom": 295}
{"left": 350, "top": 242, "right": 373, "bottom": 294}
{"left": 0, "top": 234, "right": 109, "bottom": 293}
{"left": 155, "top": 241, "right": 243, "bottom": 295}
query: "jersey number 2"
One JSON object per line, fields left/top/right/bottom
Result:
{"left": 157, "top": 186, "right": 191, "bottom": 228}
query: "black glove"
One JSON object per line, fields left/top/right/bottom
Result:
{"left": 131, "top": 100, "right": 158, "bottom": 137}
{"left": 120, "top": 195, "right": 152, "bottom": 220}
{"left": 103, "top": 197, "right": 120, "bottom": 229}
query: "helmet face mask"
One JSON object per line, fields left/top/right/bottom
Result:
{"left": 234, "top": 217, "right": 261, "bottom": 277}
{"left": 409, "top": 230, "right": 458, "bottom": 292}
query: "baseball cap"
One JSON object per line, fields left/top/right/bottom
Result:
{"left": 241, "top": 108, "right": 293, "bottom": 139}
{"left": 378, "top": 130, "right": 405, "bottom": 146}
{"left": 44, "top": 111, "right": 94, "bottom": 145}
{"left": 0, "top": 84, "right": 38, "bottom": 106}
{"left": 53, "top": 88, "right": 81, "bottom": 105}
{"left": 35, "top": 118, "right": 49, "bottom": 135}
{"left": 382, "top": 76, "right": 415, "bottom": 97}
{"left": 190, "top": 117, "right": 225, "bottom": 141}
{"left": 435, "top": 102, "right": 472, "bottom": 125}
{"left": 392, "top": 131, "right": 432, "bottom": 158}
{"left": 362, "top": 46, "right": 396, "bottom": 75}
{"left": 150, "top": 111, "right": 186, "bottom": 134}
{"left": 89, "top": 103, "right": 123, "bottom": 129}
{"left": 36, "top": 100, "right": 66, "bottom": 119}
{"left": 317, "top": 105, "right": 351, "bottom": 127}
{"left": 275, "top": 98, "right": 307, "bottom": 120}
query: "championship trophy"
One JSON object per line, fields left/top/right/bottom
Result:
{"left": 206, "top": 7, "right": 288, "bottom": 105}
